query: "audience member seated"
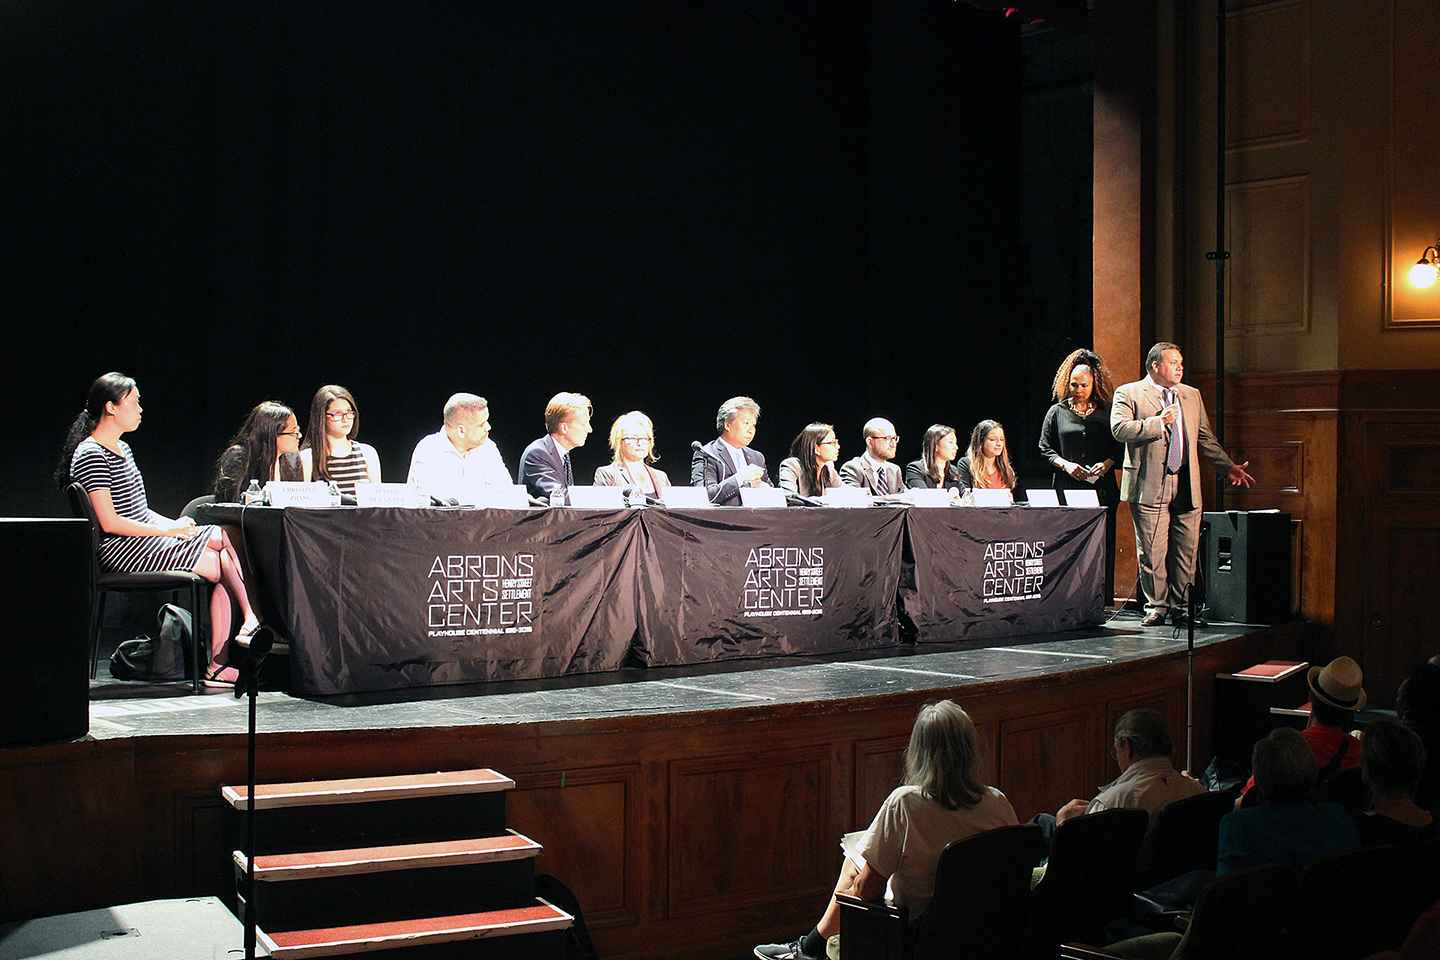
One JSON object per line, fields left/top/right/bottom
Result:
{"left": 1354, "top": 718, "right": 1437, "bottom": 847}
{"left": 518, "top": 392, "right": 592, "bottom": 503}
{"left": 838, "top": 418, "right": 904, "bottom": 496}
{"left": 213, "top": 401, "right": 304, "bottom": 501}
{"left": 407, "top": 393, "right": 510, "bottom": 504}
{"left": 300, "top": 384, "right": 381, "bottom": 496}
{"left": 1397, "top": 659, "right": 1440, "bottom": 813}
{"left": 1241, "top": 656, "right": 1365, "bottom": 803}
{"left": 1034, "top": 710, "right": 1203, "bottom": 869}
{"left": 752, "top": 700, "right": 1018, "bottom": 960}
{"left": 955, "top": 419, "right": 1015, "bottom": 493}
{"left": 778, "top": 423, "right": 843, "bottom": 498}
{"left": 1218, "top": 727, "right": 1360, "bottom": 876}
{"left": 692, "top": 396, "right": 771, "bottom": 506}
{"left": 593, "top": 411, "right": 669, "bottom": 497}
{"left": 905, "top": 424, "right": 962, "bottom": 494}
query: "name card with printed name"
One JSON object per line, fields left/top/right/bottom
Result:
{"left": 265, "top": 482, "right": 340, "bottom": 508}
{"left": 353, "top": 483, "right": 426, "bottom": 508}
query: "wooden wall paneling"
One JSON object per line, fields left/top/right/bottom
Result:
{"left": 0, "top": 748, "right": 142, "bottom": 915}
{"left": 1225, "top": 0, "right": 1309, "bottom": 152}
{"left": 666, "top": 746, "right": 833, "bottom": 918}
{"left": 996, "top": 706, "right": 1098, "bottom": 822}
{"left": 853, "top": 734, "right": 908, "bottom": 836}
{"left": 507, "top": 765, "right": 644, "bottom": 927}
{"left": 1361, "top": 419, "right": 1440, "bottom": 701}
{"left": 1225, "top": 176, "right": 1312, "bottom": 336}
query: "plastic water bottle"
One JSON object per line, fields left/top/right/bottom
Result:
{"left": 327, "top": 480, "right": 341, "bottom": 506}
{"left": 242, "top": 479, "right": 263, "bottom": 506}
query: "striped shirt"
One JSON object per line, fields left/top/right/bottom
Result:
{"left": 325, "top": 446, "right": 371, "bottom": 496}
{"left": 71, "top": 437, "right": 210, "bottom": 573}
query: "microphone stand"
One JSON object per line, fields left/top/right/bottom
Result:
{"left": 230, "top": 626, "right": 274, "bottom": 960}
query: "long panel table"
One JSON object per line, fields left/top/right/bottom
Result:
{"left": 199, "top": 503, "right": 1105, "bottom": 695}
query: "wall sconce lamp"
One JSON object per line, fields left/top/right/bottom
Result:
{"left": 1411, "top": 240, "right": 1440, "bottom": 288}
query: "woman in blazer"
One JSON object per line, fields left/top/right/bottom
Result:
{"left": 593, "top": 411, "right": 669, "bottom": 496}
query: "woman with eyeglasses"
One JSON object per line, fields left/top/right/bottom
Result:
{"left": 213, "top": 401, "right": 306, "bottom": 502}
{"left": 778, "top": 423, "right": 843, "bottom": 498}
{"left": 300, "top": 385, "right": 381, "bottom": 496}
{"left": 593, "top": 411, "right": 670, "bottom": 495}
{"left": 57, "top": 372, "right": 261, "bottom": 687}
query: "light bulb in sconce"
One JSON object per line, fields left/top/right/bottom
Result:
{"left": 1412, "top": 242, "right": 1440, "bottom": 289}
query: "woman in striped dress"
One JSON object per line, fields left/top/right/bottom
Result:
{"left": 58, "top": 373, "right": 258, "bottom": 688}
{"left": 299, "top": 384, "right": 381, "bottom": 496}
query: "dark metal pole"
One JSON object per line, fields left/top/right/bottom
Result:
{"left": 1207, "top": 0, "right": 1230, "bottom": 508}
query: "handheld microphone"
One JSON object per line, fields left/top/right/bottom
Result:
{"left": 691, "top": 440, "right": 704, "bottom": 453}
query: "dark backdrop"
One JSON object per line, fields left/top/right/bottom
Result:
{"left": 2, "top": 0, "right": 1042, "bottom": 518}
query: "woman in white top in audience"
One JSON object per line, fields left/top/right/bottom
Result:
{"left": 753, "top": 701, "right": 1019, "bottom": 960}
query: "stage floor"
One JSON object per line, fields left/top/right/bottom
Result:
{"left": 84, "top": 610, "right": 1256, "bottom": 742}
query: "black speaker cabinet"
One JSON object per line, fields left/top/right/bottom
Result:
{"left": 0, "top": 518, "right": 91, "bottom": 747}
{"left": 1202, "top": 510, "right": 1292, "bottom": 624}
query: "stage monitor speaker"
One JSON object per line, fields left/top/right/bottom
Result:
{"left": 1201, "top": 510, "right": 1292, "bottom": 624}
{"left": 0, "top": 518, "right": 91, "bottom": 747}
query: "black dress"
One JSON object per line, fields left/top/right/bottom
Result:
{"left": 1038, "top": 401, "right": 1123, "bottom": 602}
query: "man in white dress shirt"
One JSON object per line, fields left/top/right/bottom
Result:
{"left": 406, "top": 393, "right": 510, "bottom": 504}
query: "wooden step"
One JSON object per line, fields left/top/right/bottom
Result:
{"left": 236, "top": 831, "right": 542, "bottom": 881}
{"left": 257, "top": 900, "right": 573, "bottom": 959}
{"left": 222, "top": 768, "right": 514, "bottom": 811}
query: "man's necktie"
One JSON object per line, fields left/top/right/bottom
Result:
{"left": 563, "top": 452, "right": 574, "bottom": 488}
{"left": 875, "top": 465, "right": 888, "bottom": 496}
{"left": 1165, "top": 389, "right": 1183, "bottom": 473}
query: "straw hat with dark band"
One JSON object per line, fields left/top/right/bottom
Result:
{"left": 1308, "top": 656, "right": 1367, "bottom": 712}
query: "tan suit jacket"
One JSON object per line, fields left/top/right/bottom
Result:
{"left": 1111, "top": 377, "right": 1234, "bottom": 506}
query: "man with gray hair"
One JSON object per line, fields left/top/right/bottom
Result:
{"left": 692, "top": 396, "right": 771, "bottom": 505}
{"left": 1055, "top": 708, "right": 1204, "bottom": 827}
{"left": 406, "top": 393, "right": 510, "bottom": 504}
{"left": 839, "top": 418, "right": 904, "bottom": 496}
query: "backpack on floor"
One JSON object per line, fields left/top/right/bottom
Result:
{"left": 534, "top": 873, "right": 600, "bottom": 960}
{"left": 109, "top": 603, "right": 191, "bottom": 681}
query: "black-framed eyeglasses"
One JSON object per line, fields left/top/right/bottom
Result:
{"left": 279, "top": 430, "right": 302, "bottom": 438}
{"left": 873, "top": 436, "right": 899, "bottom": 442}
{"left": 326, "top": 411, "right": 356, "bottom": 421}
{"left": 621, "top": 436, "right": 653, "bottom": 443}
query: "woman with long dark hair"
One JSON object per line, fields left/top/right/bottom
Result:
{"left": 904, "top": 424, "right": 962, "bottom": 493}
{"left": 300, "top": 384, "right": 381, "bottom": 496}
{"left": 58, "top": 373, "right": 260, "bottom": 687}
{"left": 955, "top": 419, "right": 1015, "bottom": 492}
{"left": 778, "top": 423, "right": 843, "bottom": 498}
{"left": 213, "top": 401, "right": 305, "bottom": 502}
{"left": 1039, "top": 348, "right": 1123, "bottom": 600}
{"left": 753, "top": 701, "right": 1018, "bottom": 960}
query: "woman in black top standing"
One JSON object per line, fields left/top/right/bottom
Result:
{"left": 1039, "top": 349, "right": 1123, "bottom": 603}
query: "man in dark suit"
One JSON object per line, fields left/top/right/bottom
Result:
{"left": 518, "top": 392, "right": 592, "bottom": 503}
{"left": 691, "top": 396, "right": 771, "bottom": 505}
{"left": 839, "top": 418, "right": 905, "bottom": 496}
{"left": 1111, "top": 343, "right": 1254, "bottom": 626}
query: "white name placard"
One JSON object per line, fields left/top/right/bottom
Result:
{"left": 265, "top": 482, "right": 340, "bottom": 508}
{"left": 908, "top": 488, "right": 952, "bottom": 508}
{"left": 660, "top": 486, "right": 712, "bottom": 508}
{"left": 820, "top": 487, "right": 872, "bottom": 508}
{"left": 352, "top": 482, "right": 425, "bottom": 508}
{"left": 470, "top": 485, "right": 532, "bottom": 509}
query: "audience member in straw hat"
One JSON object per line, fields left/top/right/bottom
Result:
{"left": 1240, "top": 656, "right": 1366, "bottom": 802}
{"left": 1218, "top": 727, "right": 1360, "bottom": 875}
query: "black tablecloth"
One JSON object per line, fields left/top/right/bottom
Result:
{"left": 199, "top": 503, "right": 1105, "bottom": 695}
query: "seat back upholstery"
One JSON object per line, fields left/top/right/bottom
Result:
{"left": 837, "top": 894, "right": 907, "bottom": 960}
{"left": 1284, "top": 844, "right": 1405, "bottom": 960}
{"left": 66, "top": 481, "right": 103, "bottom": 588}
{"left": 1134, "top": 789, "right": 1237, "bottom": 889}
{"left": 1029, "top": 808, "right": 1149, "bottom": 955}
{"left": 1174, "top": 862, "right": 1295, "bottom": 960}
{"left": 911, "top": 823, "right": 1043, "bottom": 960}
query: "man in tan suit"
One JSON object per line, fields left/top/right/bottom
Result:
{"left": 1111, "top": 343, "right": 1254, "bottom": 626}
